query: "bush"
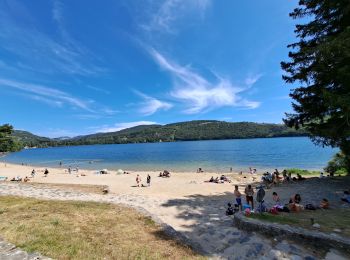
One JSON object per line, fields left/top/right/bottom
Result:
{"left": 285, "top": 168, "right": 320, "bottom": 176}
{"left": 324, "top": 153, "right": 348, "bottom": 175}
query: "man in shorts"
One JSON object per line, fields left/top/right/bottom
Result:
{"left": 245, "top": 184, "right": 254, "bottom": 210}
{"left": 234, "top": 185, "right": 242, "bottom": 211}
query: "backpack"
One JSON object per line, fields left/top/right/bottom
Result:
{"left": 305, "top": 204, "right": 316, "bottom": 210}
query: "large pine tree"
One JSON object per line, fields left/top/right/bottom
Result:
{"left": 281, "top": 0, "right": 350, "bottom": 172}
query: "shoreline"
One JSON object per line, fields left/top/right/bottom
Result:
{"left": 0, "top": 158, "right": 325, "bottom": 174}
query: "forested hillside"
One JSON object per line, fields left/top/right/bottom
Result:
{"left": 9, "top": 120, "right": 307, "bottom": 148}
{"left": 59, "top": 120, "right": 307, "bottom": 146}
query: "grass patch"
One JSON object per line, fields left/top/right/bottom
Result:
{"left": 249, "top": 213, "right": 300, "bottom": 225}
{"left": 286, "top": 168, "right": 321, "bottom": 176}
{"left": 0, "top": 196, "right": 204, "bottom": 260}
{"left": 249, "top": 209, "right": 350, "bottom": 237}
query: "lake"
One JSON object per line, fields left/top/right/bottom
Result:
{"left": 0, "top": 137, "right": 336, "bottom": 172}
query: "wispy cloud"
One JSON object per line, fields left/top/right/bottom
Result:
{"left": 86, "top": 85, "right": 111, "bottom": 95}
{"left": 149, "top": 49, "right": 260, "bottom": 114}
{"left": 0, "top": 78, "right": 120, "bottom": 117}
{"left": 0, "top": 5, "right": 104, "bottom": 76}
{"left": 0, "top": 78, "right": 92, "bottom": 111}
{"left": 141, "top": 0, "right": 211, "bottom": 33}
{"left": 93, "top": 121, "right": 158, "bottom": 133}
{"left": 134, "top": 90, "right": 173, "bottom": 115}
{"left": 244, "top": 74, "right": 263, "bottom": 88}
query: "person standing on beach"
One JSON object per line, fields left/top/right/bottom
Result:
{"left": 44, "top": 169, "right": 49, "bottom": 177}
{"left": 245, "top": 184, "right": 254, "bottom": 209}
{"left": 147, "top": 174, "right": 151, "bottom": 187}
{"left": 234, "top": 185, "right": 242, "bottom": 211}
{"left": 136, "top": 174, "right": 141, "bottom": 187}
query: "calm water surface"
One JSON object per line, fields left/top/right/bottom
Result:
{"left": 1, "top": 137, "right": 336, "bottom": 172}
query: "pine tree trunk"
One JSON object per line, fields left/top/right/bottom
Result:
{"left": 340, "top": 140, "right": 350, "bottom": 174}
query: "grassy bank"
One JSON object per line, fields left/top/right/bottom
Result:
{"left": 0, "top": 196, "right": 203, "bottom": 260}
{"left": 249, "top": 209, "right": 350, "bottom": 237}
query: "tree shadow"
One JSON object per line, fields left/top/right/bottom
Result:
{"left": 150, "top": 176, "right": 350, "bottom": 258}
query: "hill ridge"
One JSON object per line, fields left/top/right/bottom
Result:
{"left": 12, "top": 120, "right": 307, "bottom": 148}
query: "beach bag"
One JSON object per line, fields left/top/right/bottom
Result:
{"left": 305, "top": 204, "right": 316, "bottom": 210}
{"left": 243, "top": 204, "right": 251, "bottom": 210}
{"left": 282, "top": 206, "right": 290, "bottom": 213}
{"left": 269, "top": 207, "right": 278, "bottom": 215}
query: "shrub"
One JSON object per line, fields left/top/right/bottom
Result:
{"left": 324, "top": 153, "right": 348, "bottom": 175}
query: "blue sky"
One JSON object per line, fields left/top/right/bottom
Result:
{"left": 0, "top": 0, "right": 298, "bottom": 137}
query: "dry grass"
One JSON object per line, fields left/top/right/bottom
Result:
{"left": 250, "top": 208, "right": 350, "bottom": 237}
{"left": 0, "top": 196, "right": 204, "bottom": 260}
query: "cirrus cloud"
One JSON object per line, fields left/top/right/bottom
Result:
{"left": 149, "top": 48, "right": 260, "bottom": 114}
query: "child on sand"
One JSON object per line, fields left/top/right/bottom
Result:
{"left": 226, "top": 203, "right": 234, "bottom": 215}
{"left": 272, "top": 192, "right": 281, "bottom": 205}
{"left": 234, "top": 185, "right": 242, "bottom": 211}
{"left": 245, "top": 184, "right": 254, "bottom": 210}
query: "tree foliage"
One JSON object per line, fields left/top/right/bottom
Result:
{"left": 0, "top": 124, "right": 22, "bottom": 152}
{"left": 281, "top": 0, "right": 350, "bottom": 171}
{"left": 324, "top": 152, "right": 348, "bottom": 175}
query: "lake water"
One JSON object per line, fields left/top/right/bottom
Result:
{"left": 1, "top": 137, "right": 336, "bottom": 172}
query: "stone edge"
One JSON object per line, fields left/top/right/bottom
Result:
{"left": 234, "top": 213, "right": 350, "bottom": 254}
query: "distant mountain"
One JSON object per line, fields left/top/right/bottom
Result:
{"left": 58, "top": 120, "right": 308, "bottom": 146}
{"left": 12, "top": 120, "right": 308, "bottom": 148}
{"left": 12, "top": 130, "right": 51, "bottom": 147}
{"left": 52, "top": 136, "right": 71, "bottom": 141}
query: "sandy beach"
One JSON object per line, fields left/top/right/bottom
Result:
{"left": 1, "top": 162, "right": 349, "bottom": 259}
{"left": 0, "top": 163, "right": 255, "bottom": 199}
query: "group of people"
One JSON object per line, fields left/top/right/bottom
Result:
{"left": 10, "top": 168, "right": 49, "bottom": 183}
{"left": 159, "top": 170, "right": 171, "bottom": 178}
{"left": 226, "top": 184, "right": 254, "bottom": 214}
{"left": 261, "top": 169, "right": 309, "bottom": 188}
{"left": 207, "top": 175, "right": 231, "bottom": 184}
{"left": 227, "top": 183, "right": 336, "bottom": 215}
{"left": 136, "top": 174, "right": 151, "bottom": 187}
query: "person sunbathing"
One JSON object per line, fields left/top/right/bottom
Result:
{"left": 297, "top": 173, "right": 305, "bottom": 181}
{"left": 319, "top": 198, "right": 329, "bottom": 209}
{"left": 10, "top": 176, "right": 22, "bottom": 182}
{"left": 289, "top": 193, "right": 301, "bottom": 204}
{"left": 209, "top": 176, "right": 214, "bottom": 182}
{"left": 289, "top": 193, "right": 303, "bottom": 212}
{"left": 24, "top": 176, "right": 30, "bottom": 182}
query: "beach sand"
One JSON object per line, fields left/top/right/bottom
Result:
{"left": 1, "top": 162, "right": 347, "bottom": 259}
{"left": 0, "top": 163, "right": 255, "bottom": 199}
